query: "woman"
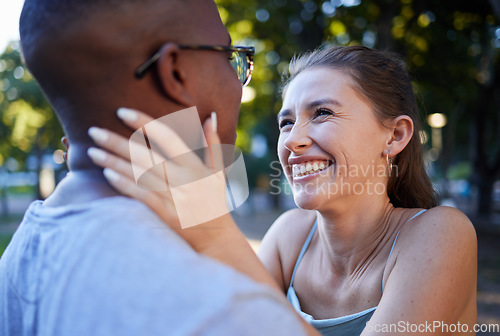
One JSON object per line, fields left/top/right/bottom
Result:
{"left": 87, "top": 45, "right": 477, "bottom": 335}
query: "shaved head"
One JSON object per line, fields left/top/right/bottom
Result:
{"left": 19, "top": 0, "right": 227, "bottom": 143}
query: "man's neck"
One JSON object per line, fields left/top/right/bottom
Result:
{"left": 43, "top": 144, "right": 121, "bottom": 207}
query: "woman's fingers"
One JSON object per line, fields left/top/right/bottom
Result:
{"left": 87, "top": 107, "right": 232, "bottom": 230}
{"left": 88, "top": 147, "right": 171, "bottom": 192}
{"left": 116, "top": 107, "right": 201, "bottom": 168}
{"left": 88, "top": 126, "right": 170, "bottom": 187}
{"left": 87, "top": 124, "right": 197, "bottom": 190}
{"left": 88, "top": 147, "right": 133, "bottom": 177}
{"left": 102, "top": 168, "right": 180, "bottom": 227}
{"left": 88, "top": 127, "right": 132, "bottom": 160}
{"left": 203, "top": 112, "right": 224, "bottom": 173}
{"left": 116, "top": 107, "right": 155, "bottom": 128}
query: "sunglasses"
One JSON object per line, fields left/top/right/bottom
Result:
{"left": 135, "top": 44, "right": 255, "bottom": 86}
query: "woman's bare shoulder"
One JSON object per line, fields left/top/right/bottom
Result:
{"left": 258, "top": 208, "right": 317, "bottom": 289}
{"left": 262, "top": 208, "right": 317, "bottom": 253}
{"left": 273, "top": 208, "right": 317, "bottom": 237}
{"left": 394, "top": 206, "right": 477, "bottom": 265}
{"left": 400, "top": 206, "right": 476, "bottom": 244}
{"left": 393, "top": 206, "right": 477, "bottom": 292}
{"left": 376, "top": 206, "right": 477, "bottom": 327}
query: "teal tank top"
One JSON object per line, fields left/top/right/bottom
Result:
{"left": 286, "top": 210, "right": 427, "bottom": 336}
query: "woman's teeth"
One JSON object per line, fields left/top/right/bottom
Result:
{"left": 292, "top": 160, "right": 331, "bottom": 178}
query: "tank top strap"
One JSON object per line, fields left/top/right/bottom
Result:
{"left": 289, "top": 220, "right": 318, "bottom": 287}
{"left": 382, "top": 209, "right": 427, "bottom": 292}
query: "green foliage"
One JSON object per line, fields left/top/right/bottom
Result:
{"left": 1, "top": 1, "right": 499, "bottom": 211}
{"left": 446, "top": 161, "right": 472, "bottom": 180}
{"left": 217, "top": 0, "right": 499, "bottom": 201}
{"left": 0, "top": 42, "right": 64, "bottom": 169}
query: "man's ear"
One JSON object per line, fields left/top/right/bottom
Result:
{"left": 155, "top": 43, "right": 193, "bottom": 107}
{"left": 386, "top": 115, "right": 414, "bottom": 156}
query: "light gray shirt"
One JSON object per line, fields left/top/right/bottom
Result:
{"left": 0, "top": 196, "right": 305, "bottom": 336}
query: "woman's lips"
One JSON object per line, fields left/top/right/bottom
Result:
{"left": 292, "top": 160, "right": 334, "bottom": 180}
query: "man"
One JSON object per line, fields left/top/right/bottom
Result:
{"left": 0, "top": 0, "right": 313, "bottom": 334}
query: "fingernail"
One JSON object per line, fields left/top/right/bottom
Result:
{"left": 88, "top": 127, "right": 109, "bottom": 143}
{"left": 211, "top": 111, "right": 217, "bottom": 133}
{"left": 103, "top": 168, "right": 120, "bottom": 182}
{"left": 87, "top": 147, "right": 107, "bottom": 162}
{"left": 117, "top": 107, "right": 139, "bottom": 122}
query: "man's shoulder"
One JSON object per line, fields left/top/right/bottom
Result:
{"left": 3, "top": 198, "right": 307, "bottom": 335}
{"left": 44, "top": 198, "right": 303, "bottom": 334}
{"left": 10, "top": 196, "right": 202, "bottom": 292}
{"left": 38, "top": 196, "right": 181, "bottom": 251}
{"left": 36, "top": 196, "right": 262, "bottom": 293}
{"left": 46, "top": 196, "right": 201, "bottom": 275}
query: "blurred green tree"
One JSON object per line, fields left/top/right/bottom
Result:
{"left": 1, "top": 0, "right": 499, "bottom": 221}
{"left": 0, "top": 42, "right": 64, "bottom": 201}
{"left": 219, "top": 0, "right": 500, "bottom": 219}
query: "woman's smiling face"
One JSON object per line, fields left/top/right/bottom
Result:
{"left": 277, "top": 67, "right": 390, "bottom": 210}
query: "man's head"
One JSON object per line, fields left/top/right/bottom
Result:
{"left": 20, "top": 0, "right": 242, "bottom": 161}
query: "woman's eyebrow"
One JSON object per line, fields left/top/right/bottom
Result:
{"left": 277, "top": 99, "right": 342, "bottom": 122}
{"left": 276, "top": 109, "right": 292, "bottom": 122}
{"left": 306, "top": 98, "right": 343, "bottom": 110}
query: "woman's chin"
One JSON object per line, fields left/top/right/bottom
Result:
{"left": 293, "top": 194, "right": 323, "bottom": 210}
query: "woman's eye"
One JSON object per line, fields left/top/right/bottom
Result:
{"left": 279, "top": 119, "right": 294, "bottom": 130}
{"left": 316, "top": 108, "right": 334, "bottom": 117}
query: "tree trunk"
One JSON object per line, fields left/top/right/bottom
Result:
{"left": 376, "top": 0, "right": 400, "bottom": 51}
{"left": 472, "top": 83, "right": 498, "bottom": 218}
{"left": 477, "top": 172, "right": 495, "bottom": 215}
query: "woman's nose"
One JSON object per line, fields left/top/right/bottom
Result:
{"left": 283, "top": 122, "right": 313, "bottom": 153}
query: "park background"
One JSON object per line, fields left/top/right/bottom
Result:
{"left": 0, "top": 0, "right": 499, "bottom": 333}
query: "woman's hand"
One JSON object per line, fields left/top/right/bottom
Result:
{"left": 87, "top": 107, "right": 236, "bottom": 250}
{"left": 87, "top": 107, "right": 321, "bottom": 336}
{"left": 86, "top": 107, "right": 279, "bottom": 287}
